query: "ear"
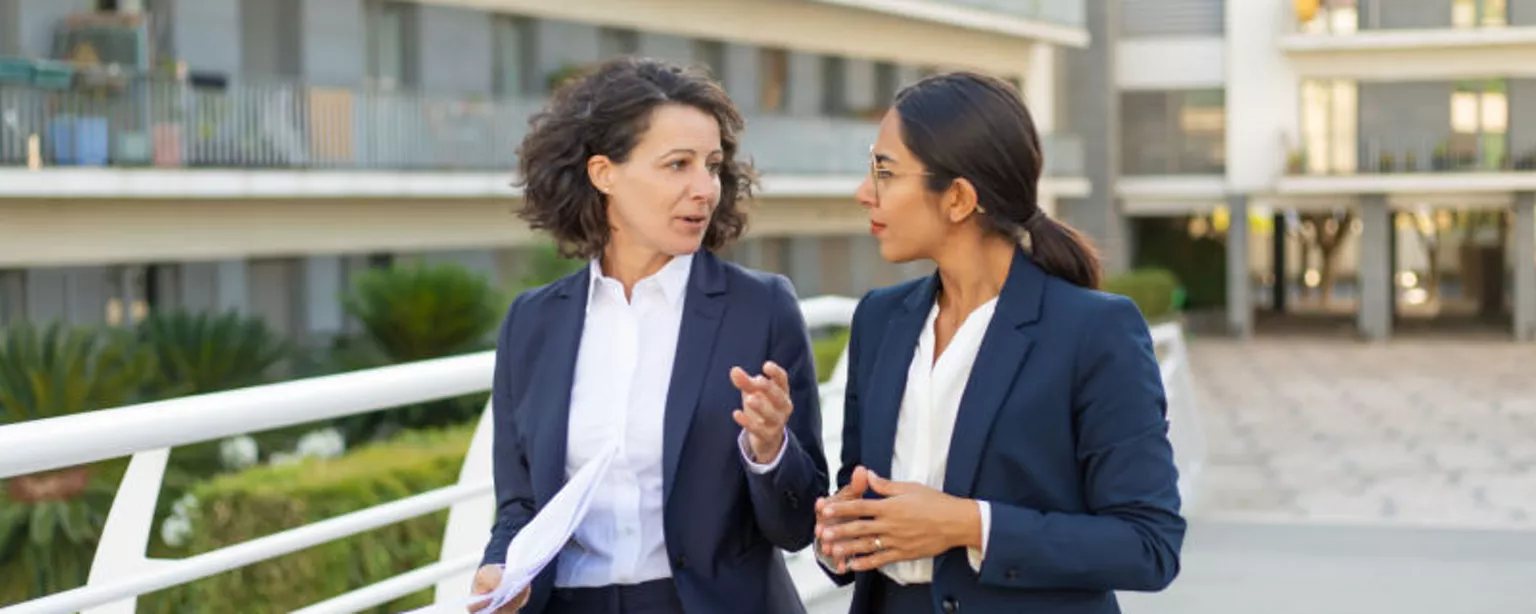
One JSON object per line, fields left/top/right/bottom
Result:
{"left": 587, "top": 154, "right": 616, "bottom": 195}
{"left": 944, "top": 177, "right": 982, "bottom": 224}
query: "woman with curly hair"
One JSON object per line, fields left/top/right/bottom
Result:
{"left": 468, "top": 56, "right": 829, "bottom": 614}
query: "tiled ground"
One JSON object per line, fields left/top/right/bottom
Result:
{"left": 1188, "top": 337, "right": 1536, "bottom": 528}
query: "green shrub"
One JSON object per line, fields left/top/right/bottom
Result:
{"left": 811, "top": 329, "right": 850, "bottom": 382}
{"left": 136, "top": 310, "right": 292, "bottom": 399}
{"left": 0, "top": 322, "right": 154, "bottom": 603}
{"left": 144, "top": 425, "right": 476, "bottom": 614}
{"left": 1102, "top": 268, "right": 1182, "bottom": 322}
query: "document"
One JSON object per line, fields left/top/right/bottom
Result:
{"left": 463, "top": 442, "right": 620, "bottom": 614}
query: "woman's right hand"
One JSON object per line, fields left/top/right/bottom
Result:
{"left": 814, "top": 466, "right": 871, "bottom": 573}
{"left": 468, "top": 564, "right": 529, "bottom": 613}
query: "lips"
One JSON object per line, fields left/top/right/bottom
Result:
{"left": 869, "top": 220, "right": 887, "bottom": 235}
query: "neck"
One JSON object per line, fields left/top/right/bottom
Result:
{"left": 933, "top": 231, "right": 1016, "bottom": 313}
{"left": 600, "top": 238, "right": 675, "bottom": 298}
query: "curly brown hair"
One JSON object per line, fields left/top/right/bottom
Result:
{"left": 514, "top": 56, "right": 756, "bottom": 260}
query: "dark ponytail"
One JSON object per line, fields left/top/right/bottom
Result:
{"left": 893, "top": 72, "right": 1103, "bottom": 289}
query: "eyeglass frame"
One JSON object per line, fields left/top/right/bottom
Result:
{"left": 867, "top": 145, "right": 986, "bottom": 214}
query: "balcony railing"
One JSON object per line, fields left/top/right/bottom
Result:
{"left": 928, "top": 0, "right": 1087, "bottom": 28}
{"left": 1288, "top": 0, "right": 1534, "bottom": 34}
{"left": 0, "top": 76, "right": 1085, "bottom": 179}
{"left": 1285, "top": 135, "right": 1536, "bottom": 176}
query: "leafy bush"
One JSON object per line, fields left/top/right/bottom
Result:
{"left": 0, "top": 322, "right": 154, "bottom": 602}
{"left": 1102, "top": 268, "right": 1182, "bottom": 322}
{"left": 136, "top": 309, "right": 291, "bottom": 399}
{"left": 142, "top": 425, "right": 475, "bottom": 614}
{"left": 811, "top": 330, "right": 850, "bottom": 382}
{"left": 334, "top": 263, "right": 503, "bottom": 440}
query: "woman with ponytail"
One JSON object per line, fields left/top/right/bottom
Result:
{"left": 811, "top": 72, "right": 1184, "bottom": 614}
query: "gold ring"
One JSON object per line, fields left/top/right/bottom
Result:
{"left": 873, "top": 536, "right": 885, "bottom": 551}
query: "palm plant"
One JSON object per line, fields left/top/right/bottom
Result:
{"left": 333, "top": 263, "right": 504, "bottom": 440}
{"left": 0, "top": 322, "right": 154, "bottom": 600}
{"left": 136, "top": 309, "right": 291, "bottom": 399}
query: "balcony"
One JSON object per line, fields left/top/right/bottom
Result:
{"left": 926, "top": 0, "right": 1086, "bottom": 28}
{"left": 1281, "top": 0, "right": 1536, "bottom": 79}
{"left": 0, "top": 76, "right": 1085, "bottom": 188}
{"left": 1280, "top": 134, "right": 1536, "bottom": 195}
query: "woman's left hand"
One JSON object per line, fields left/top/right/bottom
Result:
{"left": 816, "top": 470, "right": 983, "bottom": 572}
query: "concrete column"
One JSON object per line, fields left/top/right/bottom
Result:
{"left": 1025, "top": 44, "right": 1056, "bottom": 133}
{"left": 215, "top": 259, "right": 249, "bottom": 316}
{"left": 1514, "top": 192, "right": 1536, "bottom": 341}
{"left": 787, "top": 236, "right": 822, "bottom": 297}
{"left": 304, "top": 255, "right": 345, "bottom": 337}
{"left": 1357, "top": 195, "right": 1393, "bottom": 341}
{"left": 1226, "top": 194, "right": 1253, "bottom": 338}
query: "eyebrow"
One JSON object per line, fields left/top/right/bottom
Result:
{"left": 655, "top": 148, "right": 723, "bottom": 160}
{"left": 873, "top": 152, "right": 899, "bottom": 165}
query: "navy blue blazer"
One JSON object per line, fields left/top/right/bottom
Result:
{"left": 480, "top": 249, "right": 829, "bottom": 614}
{"left": 828, "top": 248, "right": 1184, "bottom": 614}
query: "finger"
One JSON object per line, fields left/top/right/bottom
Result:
{"left": 820, "top": 497, "right": 883, "bottom": 521}
{"left": 743, "top": 395, "right": 786, "bottom": 430}
{"left": 866, "top": 471, "right": 911, "bottom": 497}
{"left": 848, "top": 549, "right": 903, "bottom": 572}
{"left": 830, "top": 535, "right": 887, "bottom": 559}
{"left": 729, "top": 366, "right": 754, "bottom": 392}
{"left": 763, "top": 361, "right": 791, "bottom": 394}
{"left": 847, "top": 466, "right": 870, "bottom": 495}
{"left": 732, "top": 409, "right": 769, "bottom": 434}
{"left": 820, "top": 518, "right": 884, "bottom": 542}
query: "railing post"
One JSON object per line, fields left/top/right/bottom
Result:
{"left": 82, "top": 448, "right": 173, "bottom": 614}
{"left": 433, "top": 399, "right": 499, "bottom": 603}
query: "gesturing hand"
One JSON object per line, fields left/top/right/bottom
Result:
{"left": 814, "top": 466, "right": 871, "bottom": 574}
{"left": 817, "top": 470, "right": 983, "bottom": 573}
{"left": 730, "top": 361, "right": 793, "bottom": 464}
{"left": 467, "top": 564, "right": 528, "bottom": 613}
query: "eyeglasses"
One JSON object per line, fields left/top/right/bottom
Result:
{"left": 868, "top": 145, "right": 933, "bottom": 204}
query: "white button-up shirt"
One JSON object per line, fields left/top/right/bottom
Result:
{"left": 556, "top": 254, "right": 782, "bottom": 589}
{"left": 818, "top": 296, "right": 995, "bottom": 584}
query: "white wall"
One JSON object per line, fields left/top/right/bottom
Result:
{"left": 1115, "top": 37, "right": 1225, "bottom": 91}
{"left": 1225, "top": 0, "right": 1299, "bottom": 192}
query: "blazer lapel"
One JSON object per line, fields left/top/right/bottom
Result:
{"left": 531, "top": 269, "right": 590, "bottom": 505}
{"left": 942, "top": 248, "right": 1045, "bottom": 497}
{"left": 662, "top": 251, "right": 727, "bottom": 503}
{"left": 861, "top": 275, "right": 937, "bottom": 481}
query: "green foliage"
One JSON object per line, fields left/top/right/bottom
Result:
{"left": 515, "top": 243, "right": 585, "bottom": 294}
{"left": 811, "top": 330, "right": 850, "bottom": 382}
{"left": 341, "top": 263, "right": 503, "bottom": 366}
{"left": 333, "top": 263, "right": 502, "bottom": 440}
{"left": 0, "top": 322, "right": 155, "bottom": 422}
{"left": 1102, "top": 268, "right": 1182, "bottom": 322}
{"left": 1132, "top": 217, "right": 1227, "bottom": 310}
{"left": 136, "top": 310, "right": 291, "bottom": 399}
{"left": 143, "top": 425, "right": 475, "bottom": 614}
{"left": 0, "top": 323, "right": 147, "bottom": 603}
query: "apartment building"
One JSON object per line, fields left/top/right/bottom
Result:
{"left": 1063, "top": 0, "right": 1536, "bottom": 341}
{"left": 0, "top": 0, "right": 1089, "bottom": 341}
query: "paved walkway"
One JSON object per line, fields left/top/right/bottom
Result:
{"left": 1188, "top": 337, "right": 1536, "bottom": 528}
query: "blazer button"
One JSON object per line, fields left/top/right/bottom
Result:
{"left": 1006, "top": 568, "right": 1019, "bottom": 580}
{"left": 672, "top": 555, "right": 688, "bottom": 569}
{"left": 941, "top": 597, "right": 959, "bottom": 612}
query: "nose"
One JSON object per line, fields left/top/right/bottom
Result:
{"left": 854, "top": 175, "right": 877, "bottom": 209}
{"left": 688, "top": 165, "right": 721, "bottom": 205}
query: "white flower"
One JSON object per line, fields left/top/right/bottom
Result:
{"left": 293, "top": 428, "right": 347, "bottom": 460}
{"left": 160, "top": 493, "right": 199, "bottom": 548}
{"left": 219, "top": 435, "right": 259, "bottom": 470}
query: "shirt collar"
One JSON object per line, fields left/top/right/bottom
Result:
{"left": 587, "top": 253, "right": 694, "bottom": 307}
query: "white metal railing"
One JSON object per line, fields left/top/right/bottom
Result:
{"left": 0, "top": 296, "right": 1200, "bottom": 613}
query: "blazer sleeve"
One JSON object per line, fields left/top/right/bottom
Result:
{"left": 740, "top": 275, "right": 831, "bottom": 553}
{"left": 480, "top": 295, "right": 537, "bottom": 567}
{"left": 976, "top": 294, "right": 1185, "bottom": 592}
{"left": 818, "top": 293, "right": 869, "bottom": 587}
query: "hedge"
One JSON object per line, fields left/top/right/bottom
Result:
{"left": 142, "top": 425, "right": 476, "bottom": 614}
{"left": 1102, "top": 268, "right": 1182, "bottom": 322}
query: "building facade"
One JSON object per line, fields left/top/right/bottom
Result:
{"left": 1062, "top": 0, "right": 1536, "bottom": 341}
{"left": 0, "top": 0, "right": 1089, "bottom": 341}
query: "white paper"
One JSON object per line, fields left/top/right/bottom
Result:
{"left": 463, "top": 442, "right": 620, "bottom": 614}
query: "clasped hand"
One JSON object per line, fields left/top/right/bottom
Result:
{"left": 814, "top": 466, "right": 983, "bottom": 574}
{"left": 730, "top": 361, "right": 794, "bottom": 463}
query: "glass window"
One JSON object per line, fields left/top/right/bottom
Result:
{"left": 759, "top": 48, "right": 789, "bottom": 114}
{"left": 493, "top": 16, "right": 532, "bottom": 97}
{"left": 1298, "top": 79, "right": 1358, "bottom": 174}
{"left": 598, "top": 27, "right": 638, "bottom": 58}
{"left": 820, "top": 56, "right": 846, "bottom": 116}
{"left": 1453, "top": 0, "right": 1506, "bottom": 27}
{"left": 366, "top": 1, "right": 408, "bottom": 91}
{"left": 1452, "top": 80, "right": 1509, "bottom": 169}
{"left": 693, "top": 40, "right": 726, "bottom": 82}
{"left": 1120, "top": 89, "right": 1226, "bottom": 175}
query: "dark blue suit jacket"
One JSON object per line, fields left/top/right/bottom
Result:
{"left": 828, "top": 248, "right": 1184, "bottom": 614}
{"left": 480, "top": 249, "right": 829, "bottom": 614}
